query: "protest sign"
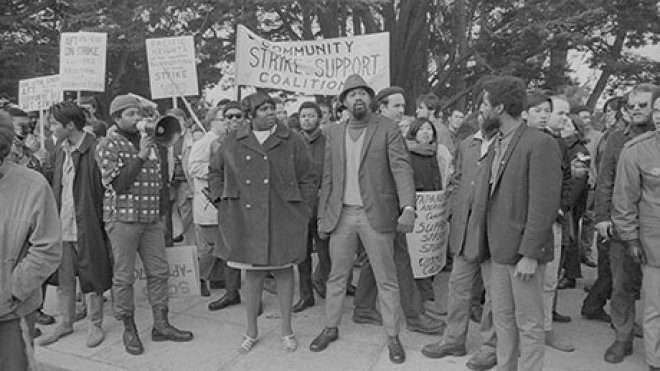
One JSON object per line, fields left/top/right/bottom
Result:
{"left": 235, "top": 24, "right": 389, "bottom": 95}
{"left": 406, "top": 191, "right": 449, "bottom": 278}
{"left": 59, "top": 32, "right": 107, "bottom": 92}
{"left": 134, "top": 245, "right": 200, "bottom": 298}
{"left": 18, "top": 75, "right": 62, "bottom": 112}
{"left": 146, "top": 36, "right": 199, "bottom": 99}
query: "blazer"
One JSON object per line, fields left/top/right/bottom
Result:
{"left": 487, "top": 123, "right": 562, "bottom": 265}
{"left": 317, "top": 114, "right": 415, "bottom": 234}
{"left": 446, "top": 132, "right": 494, "bottom": 262}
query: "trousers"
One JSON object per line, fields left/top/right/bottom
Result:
{"left": 106, "top": 220, "right": 169, "bottom": 318}
{"left": 642, "top": 264, "right": 660, "bottom": 367}
{"left": 491, "top": 262, "right": 546, "bottom": 371}
{"left": 354, "top": 232, "right": 422, "bottom": 319}
{"left": 325, "top": 206, "right": 402, "bottom": 336}
{"left": 610, "top": 239, "right": 642, "bottom": 341}
{"left": 197, "top": 225, "right": 241, "bottom": 293}
{"left": 581, "top": 238, "right": 612, "bottom": 314}
{"left": 443, "top": 255, "right": 496, "bottom": 351}
{"left": 0, "top": 313, "right": 35, "bottom": 371}
{"left": 543, "top": 223, "right": 562, "bottom": 331}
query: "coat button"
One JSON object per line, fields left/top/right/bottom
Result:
{"left": 246, "top": 155, "right": 251, "bottom": 161}
{"left": 246, "top": 204, "right": 252, "bottom": 209}
{"left": 245, "top": 179, "right": 251, "bottom": 185}
{"left": 263, "top": 156, "right": 268, "bottom": 160}
{"left": 263, "top": 179, "right": 269, "bottom": 184}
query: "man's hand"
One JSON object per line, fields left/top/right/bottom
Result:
{"left": 570, "top": 157, "right": 589, "bottom": 178}
{"left": 317, "top": 223, "right": 329, "bottom": 240}
{"left": 625, "top": 239, "right": 647, "bottom": 265}
{"left": 595, "top": 221, "right": 613, "bottom": 239}
{"left": 514, "top": 256, "right": 539, "bottom": 282}
{"left": 138, "top": 135, "right": 156, "bottom": 160}
{"left": 397, "top": 208, "right": 416, "bottom": 234}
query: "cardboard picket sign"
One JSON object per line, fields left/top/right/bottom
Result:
{"left": 18, "top": 75, "right": 62, "bottom": 112}
{"left": 146, "top": 35, "right": 199, "bottom": 99}
{"left": 406, "top": 191, "right": 449, "bottom": 278}
{"left": 235, "top": 24, "right": 390, "bottom": 95}
{"left": 133, "top": 245, "right": 201, "bottom": 298}
{"left": 59, "top": 32, "right": 107, "bottom": 92}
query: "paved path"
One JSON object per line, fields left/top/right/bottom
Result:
{"left": 35, "top": 267, "right": 648, "bottom": 371}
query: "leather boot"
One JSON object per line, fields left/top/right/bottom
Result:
{"left": 121, "top": 315, "right": 144, "bottom": 355}
{"left": 604, "top": 340, "right": 632, "bottom": 363}
{"left": 151, "top": 305, "right": 194, "bottom": 342}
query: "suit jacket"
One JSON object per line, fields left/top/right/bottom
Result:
{"left": 446, "top": 132, "right": 494, "bottom": 262}
{"left": 487, "top": 123, "right": 562, "bottom": 265}
{"left": 318, "top": 114, "right": 415, "bottom": 234}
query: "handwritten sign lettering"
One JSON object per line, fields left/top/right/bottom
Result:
{"left": 146, "top": 36, "right": 199, "bottom": 99}
{"left": 133, "top": 245, "right": 200, "bottom": 298}
{"left": 59, "top": 32, "right": 107, "bottom": 92}
{"left": 18, "top": 75, "right": 62, "bottom": 112}
{"left": 235, "top": 24, "right": 390, "bottom": 95}
{"left": 407, "top": 191, "right": 449, "bottom": 278}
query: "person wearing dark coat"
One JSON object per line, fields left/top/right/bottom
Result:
{"left": 38, "top": 102, "right": 112, "bottom": 348}
{"left": 208, "top": 92, "right": 315, "bottom": 353}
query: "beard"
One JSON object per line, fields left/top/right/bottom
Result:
{"left": 350, "top": 100, "right": 368, "bottom": 120}
{"left": 482, "top": 114, "right": 502, "bottom": 134}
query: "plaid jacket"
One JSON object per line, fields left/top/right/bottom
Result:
{"left": 96, "top": 132, "right": 161, "bottom": 223}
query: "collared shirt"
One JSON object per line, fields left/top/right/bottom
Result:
{"left": 491, "top": 121, "right": 521, "bottom": 184}
{"left": 473, "top": 130, "right": 496, "bottom": 158}
{"left": 60, "top": 135, "right": 85, "bottom": 242}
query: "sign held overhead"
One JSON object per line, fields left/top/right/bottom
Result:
{"left": 146, "top": 36, "right": 199, "bottom": 99}
{"left": 59, "top": 32, "right": 107, "bottom": 92}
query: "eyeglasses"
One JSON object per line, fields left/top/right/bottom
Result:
{"left": 626, "top": 102, "right": 649, "bottom": 110}
{"left": 226, "top": 114, "right": 243, "bottom": 119}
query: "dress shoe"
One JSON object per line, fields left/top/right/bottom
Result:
{"left": 552, "top": 311, "right": 571, "bottom": 323}
{"left": 151, "top": 305, "right": 194, "bottom": 342}
{"left": 421, "top": 341, "right": 467, "bottom": 359}
{"left": 309, "top": 327, "right": 338, "bottom": 352}
{"left": 466, "top": 347, "right": 497, "bottom": 370}
{"left": 604, "top": 340, "right": 632, "bottom": 363}
{"left": 121, "top": 315, "right": 144, "bottom": 355}
{"left": 209, "top": 280, "right": 225, "bottom": 289}
{"left": 292, "top": 297, "right": 314, "bottom": 313}
{"left": 406, "top": 314, "right": 446, "bottom": 335}
{"left": 545, "top": 330, "right": 574, "bottom": 352}
{"left": 200, "top": 280, "right": 210, "bottom": 297}
{"left": 208, "top": 293, "right": 241, "bottom": 311}
{"left": 346, "top": 284, "right": 356, "bottom": 296}
{"left": 38, "top": 325, "right": 74, "bottom": 346}
{"left": 581, "top": 255, "right": 597, "bottom": 268}
{"left": 387, "top": 335, "right": 406, "bottom": 364}
{"left": 581, "top": 309, "right": 611, "bottom": 323}
{"left": 86, "top": 324, "right": 105, "bottom": 348}
{"left": 36, "top": 310, "right": 55, "bottom": 325}
{"left": 352, "top": 308, "right": 383, "bottom": 326}
{"left": 312, "top": 280, "right": 326, "bottom": 299}
{"left": 557, "top": 276, "right": 576, "bottom": 290}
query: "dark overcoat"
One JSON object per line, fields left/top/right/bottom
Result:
{"left": 208, "top": 123, "right": 315, "bottom": 266}
{"left": 51, "top": 132, "right": 113, "bottom": 294}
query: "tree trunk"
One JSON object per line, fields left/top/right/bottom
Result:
{"left": 317, "top": 0, "right": 339, "bottom": 38}
{"left": 587, "top": 29, "right": 627, "bottom": 110}
{"left": 545, "top": 33, "right": 570, "bottom": 91}
{"left": 451, "top": 0, "right": 468, "bottom": 111}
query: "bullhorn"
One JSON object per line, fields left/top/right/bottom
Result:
{"left": 136, "top": 115, "right": 182, "bottom": 147}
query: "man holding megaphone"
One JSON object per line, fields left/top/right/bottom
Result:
{"left": 95, "top": 94, "right": 191, "bottom": 356}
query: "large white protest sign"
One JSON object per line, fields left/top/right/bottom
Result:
{"left": 235, "top": 25, "right": 389, "bottom": 95}
{"left": 18, "top": 75, "right": 62, "bottom": 112}
{"left": 407, "top": 191, "right": 449, "bottom": 278}
{"left": 59, "top": 32, "right": 107, "bottom": 92}
{"left": 134, "top": 245, "right": 200, "bottom": 298}
{"left": 146, "top": 36, "right": 199, "bottom": 99}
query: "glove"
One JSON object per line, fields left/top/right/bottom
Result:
{"left": 624, "top": 239, "right": 646, "bottom": 264}
{"left": 396, "top": 208, "right": 416, "bottom": 234}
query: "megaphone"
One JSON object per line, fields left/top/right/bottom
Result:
{"left": 136, "top": 115, "right": 182, "bottom": 147}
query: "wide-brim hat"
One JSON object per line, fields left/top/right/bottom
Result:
{"left": 338, "top": 74, "right": 375, "bottom": 103}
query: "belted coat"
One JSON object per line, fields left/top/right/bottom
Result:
{"left": 208, "top": 122, "right": 315, "bottom": 266}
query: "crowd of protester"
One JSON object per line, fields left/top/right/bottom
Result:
{"left": 1, "top": 74, "right": 659, "bottom": 371}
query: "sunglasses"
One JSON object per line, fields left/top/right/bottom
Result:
{"left": 226, "top": 114, "right": 243, "bottom": 119}
{"left": 626, "top": 102, "right": 649, "bottom": 110}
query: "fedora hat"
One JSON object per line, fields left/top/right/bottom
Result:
{"left": 338, "top": 74, "right": 374, "bottom": 103}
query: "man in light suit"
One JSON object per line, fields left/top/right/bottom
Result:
{"left": 482, "top": 76, "right": 562, "bottom": 371}
{"left": 309, "top": 74, "right": 416, "bottom": 364}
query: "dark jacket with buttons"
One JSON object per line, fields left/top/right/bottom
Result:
{"left": 208, "top": 122, "right": 315, "bottom": 266}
